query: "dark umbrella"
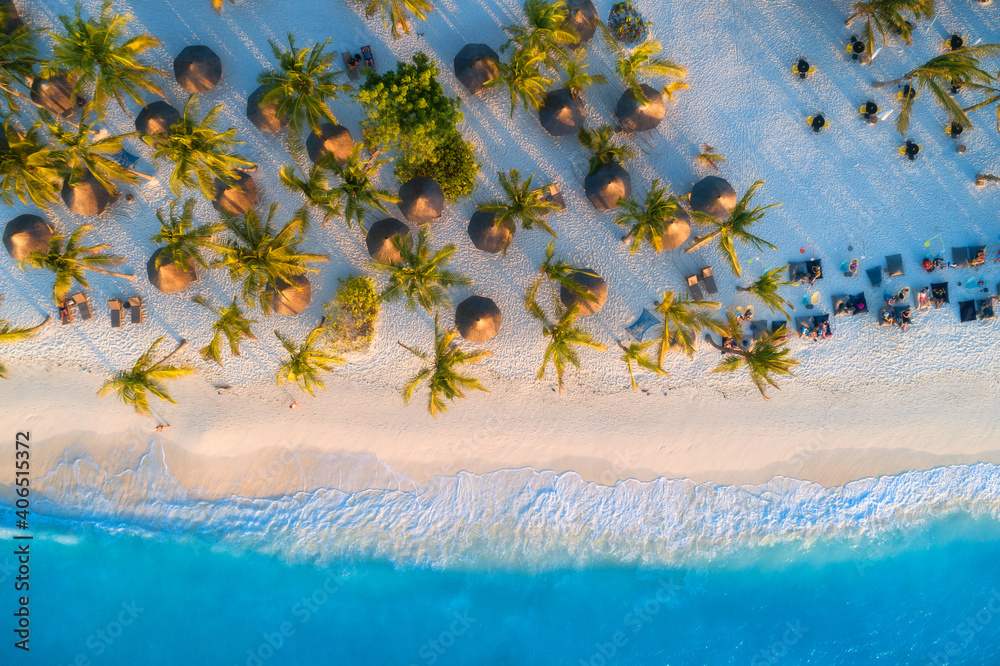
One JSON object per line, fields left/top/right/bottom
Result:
{"left": 306, "top": 123, "right": 354, "bottom": 166}
{"left": 455, "top": 295, "right": 502, "bottom": 342}
{"left": 565, "top": 0, "right": 599, "bottom": 49}
{"left": 454, "top": 44, "right": 500, "bottom": 95}
{"left": 62, "top": 170, "right": 118, "bottom": 216}
{"left": 398, "top": 177, "right": 444, "bottom": 225}
{"left": 135, "top": 100, "right": 181, "bottom": 137}
{"left": 30, "top": 73, "right": 76, "bottom": 118}
{"left": 467, "top": 209, "right": 515, "bottom": 254}
{"left": 174, "top": 45, "right": 222, "bottom": 93}
{"left": 689, "top": 176, "right": 736, "bottom": 220}
{"left": 146, "top": 248, "right": 197, "bottom": 294}
{"left": 246, "top": 84, "right": 288, "bottom": 132}
{"left": 366, "top": 217, "right": 411, "bottom": 264}
{"left": 266, "top": 274, "right": 311, "bottom": 316}
{"left": 560, "top": 269, "right": 607, "bottom": 315}
{"left": 616, "top": 84, "right": 665, "bottom": 133}
{"left": 584, "top": 163, "right": 631, "bottom": 210}
{"left": 212, "top": 172, "right": 257, "bottom": 215}
{"left": 3, "top": 214, "right": 53, "bottom": 261}
{"left": 538, "top": 88, "right": 586, "bottom": 136}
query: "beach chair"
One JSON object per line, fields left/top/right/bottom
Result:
{"left": 788, "top": 262, "right": 808, "bottom": 282}
{"left": 930, "top": 282, "right": 950, "bottom": 305}
{"left": 59, "top": 298, "right": 73, "bottom": 325}
{"left": 685, "top": 274, "right": 704, "bottom": 301}
{"left": 109, "top": 299, "right": 123, "bottom": 328}
{"left": 795, "top": 316, "right": 814, "bottom": 337}
{"left": 813, "top": 313, "right": 832, "bottom": 338}
{"left": 751, "top": 320, "right": 769, "bottom": 341}
{"left": 832, "top": 293, "right": 866, "bottom": 316}
{"left": 969, "top": 245, "right": 986, "bottom": 267}
{"left": 341, "top": 52, "right": 361, "bottom": 81}
{"left": 959, "top": 300, "right": 977, "bottom": 323}
{"left": 625, "top": 308, "right": 659, "bottom": 342}
{"left": 361, "top": 45, "right": 375, "bottom": 72}
{"left": 699, "top": 267, "right": 718, "bottom": 295}
{"left": 770, "top": 320, "right": 787, "bottom": 335}
{"left": 71, "top": 292, "right": 93, "bottom": 321}
{"left": 885, "top": 254, "right": 904, "bottom": 277}
{"left": 951, "top": 246, "right": 970, "bottom": 268}
{"left": 866, "top": 266, "right": 883, "bottom": 287}
{"left": 128, "top": 296, "right": 144, "bottom": 324}
{"left": 877, "top": 306, "right": 894, "bottom": 326}
{"left": 805, "top": 259, "right": 822, "bottom": 281}
{"left": 537, "top": 183, "right": 566, "bottom": 212}
{"left": 978, "top": 299, "right": 995, "bottom": 321}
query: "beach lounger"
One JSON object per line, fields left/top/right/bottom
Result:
{"left": 109, "top": 299, "right": 123, "bottom": 328}
{"left": 814, "top": 313, "right": 832, "bottom": 337}
{"left": 537, "top": 184, "right": 566, "bottom": 212}
{"left": 951, "top": 247, "right": 970, "bottom": 268}
{"left": 59, "top": 299, "right": 73, "bottom": 325}
{"left": 795, "top": 316, "right": 814, "bottom": 337}
{"left": 805, "top": 259, "right": 822, "bottom": 281}
{"left": 625, "top": 308, "right": 659, "bottom": 342}
{"left": 128, "top": 296, "right": 144, "bottom": 324}
{"left": 751, "top": 321, "right": 769, "bottom": 341}
{"left": 71, "top": 292, "right": 92, "bottom": 321}
{"left": 930, "top": 282, "right": 950, "bottom": 304}
{"left": 969, "top": 245, "right": 986, "bottom": 267}
{"left": 978, "top": 299, "right": 995, "bottom": 321}
{"left": 866, "top": 266, "right": 883, "bottom": 287}
{"left": 831, "top": 292, "right": 867, "bottom": 316}
{"left": 341, "top": 52, "right": 361, "bottom": 81}
{"left": 885, "top": 254, "right": 904, "bottom": 277}
{"left": 959, "top": 300, "right": 977, "bottom": 323}
{"left": 770, "top": 320, "right": 787, "bottom": 335}
{"left": 361, "top": 45, "right": 375, "bottom": 72}
{"left": 699, "top": 267, "right": 718, "bottom": 295}
{"left": 686, "top": 274, "right": 704, "bottom": 301}
{"left": 788, "top": 262, "right": 808, "bottom": 282}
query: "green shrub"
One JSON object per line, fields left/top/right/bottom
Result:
{"left": 394, "top": 132, "right": 478, "bottom": 202}
{"left": 322, "top": 275, "right": 380, "bottom": 353}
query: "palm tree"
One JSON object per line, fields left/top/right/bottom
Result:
{"left": 577, "top": 125, "right": 635, "bottom": 176}
{"left": 737, "top": 265, "right": 796, "bottom": 316}
{"left": 327, "top": 146, "right": 398, "bottom": 230}
{"left": 0, "top": 14, "right": 45, "bottom": 115}
{"left": 844, "top": 0, "right": 934, "bottom": 61}
{"left": 0, "top": 117, "right": 60, "bottom": 208}
{"left": 502, "top": 0, "right": 578, "bottom": 69}
{"left": 686, "top": 180, "right": 779, "bottom": 277}
{"left": 210, "top": 0, "right": 235, "bottom": 14}
{"left": 191, "top": 295, "right": 257, "bottom": 365}
{"left": 275, "top": 325, "right": 343, "bottom": 396}
{"left": 562, "top": 51, "right": 606, "bottom": 99}
{"left": 365, "top": 0, "right": 434, "bottom": 40}
{"left": 143, "top": 95, "right": 256, "bottom": 200}
{"left": 526, "top": 296, "right": 605, "bottom": 394}
{"left": 485, "top": 49, "right": 554, "bottom": 117}
{"left": 98, "top": 337, "right": 194, "bottom": 416}
{"left": 47, "top": 113, "right": 142, "bottom": 195}
{"left": 150, "top": 198, "right": 223, "bottom": 271}
{"left": 398, "top": 314, "right": 491, "bottom": 417}
{"left": 279, "top": 163, "right": 342, "bottom": 228}
{"left": 214, "top": 203, "right": 329, "bottom": 314}
{"left": 21, "top": 223, "right": 135, "bottom": 303}
{"left": 480, "top": 169, "right": 560, "bottom": 242}
{"left": 872, "top": 43, "right": 1000, "bottom": 134}
{"left": 704, "top": 311, "right": 799, "bottom": 400}
{"left": 44, "top": 0, "right": 166, "bottom": 117}
{"left": 0, "top": 314, "right": 50, "bottom": 379}
{"left": 617, "top": 339, "right": 667, "bottom": 391}
{"left": 602, "top": 31, "right": 687, "bottom": 103}
{"left": 652, "top": 290, "right": 725, "bottom": 366}
{"left": 257, "top": 35, "right": 352, "bottom": 137}
{"left": 696, "top": 144, "right": 725, "bottom": 172}
{"left": 528, "top": 240, "right": 596, "bottom": 305}
{"left": 374, "top": 226, "right": 470, "bottom": 311}
{"left": 615, "top": 178, "right": 687, "bottom": 253}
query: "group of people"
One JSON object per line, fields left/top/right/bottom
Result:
{"left": 799, "top": 318, "right": 833, "bottom": 340}
{"left": 879, "top": 305, "right": 913, "bottom": 331}
{"left": 834, "top": 294, "right": 867, "bottom": 315}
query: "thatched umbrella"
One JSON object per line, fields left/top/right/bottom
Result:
{"left": 454, "top": 44, "right": 500, "bottom": 95}
{"left": 212, "top": 172, "right": 257, "bottom": 215}
{"left": 306, "top": 123, "right": 353, "bottom": 166}
{"left": 146, "top": 248, "right": 197, "bottom": 294}
{"left": 62, "top": 170, "right": 117, "bottom": 216}
{"left": 565, "top": 0, "right": 599, "bottom": 48}
{"left": 30, "top": 73, "right": 76, "bottom": 118}
{"left": 455, "top": 295, "right": 502, "bottom": 342}
{"left": 538, "top": 88, "right": 585, "bottom": 136}
{"left": 1, "top": 0, "right": 24, "bottom": 33}
{"left": 366, "top": 217, "right": 411, "bottom": 264}
{"left": 616, "top": 84, "right": 665, "bottom": 133}
{"left": 174, "top": 45, "right": 222, "bottom": 93}
{"left": 135, "top": 100, "right": 180, "bottom": 137}
{"left": 661, "top": 208, "right": 691, "bottom": 250}
{"left": 689, "top": 176, "right": 737, "bottom": 220}
{"left": 246, "top": 84, "right": 288, "bottom": 132}
{"left": 3, "top": 214, "right": 53, "bottom": 261}
{"left": 265, "top": 274, "right": 311, "bottom": 316}
{"left": 584, "top": 163, "right": 630, "bottom": 210}
{"left": 560, "top": 269, "right": 607, "bottom": 315}
{"left": 467, "top": 209, "right": 515, "bottom": 254}
{"left": 398, "top": 176, "right": 444, "bottom": 225}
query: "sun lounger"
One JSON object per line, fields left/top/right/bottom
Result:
{"left": 969, "top": 245, "right": 986, "bottom": 267}
{"left": 795, "top": 316, "right": 813, "bottom": 337}
{"left": 978, "top": 299, "right": 995, "bottom": 321}
{"left": 751, "top": 320, "right": 769, "bottom": 340}
{"left": 128, "top": 296, "right": 144, "bottom": 324}
{"left": 805, "top": 259, "right": 822, "bottom": 280}
{"left": 109, "top": 299, "right": 122, "bottom": 328}
{"left": 867, "top": 266, "right": 883, "bottom": 287}
{"left": 537, "top": 184, "right": 566, "bottom": 212}
{"left": 930, "top": 281, "right": 950, "bottom": 304}
{"left": 814, "top": 313, "right": 832, "bottom": 337}
{"left": 951, "top": 247, "right": 970, "bottom": 268}
{"left": 699, "top": 267, "right": 718, "bottom": 295}
{"left": 959, "top": 300, "right": 977, "bottom": 322}
{"left": 625, "top": 308, "right": 659, "bottom": 342}
{"left": 885, "top": 254, "right": 904, "bottom": 277}
{"left": 832, "top": 292, "right": 868, "bottom": 316}
{"left": 788, "top": 262, "right": 808, "bottom": 282}
{"left": 341, "top": 52, "right": 361, "bottom": 81}
{"left": 361, "top": 45, "right": 375, "bottom": 72}
{"left": 685, "top": 274, "right": 704, "bottom": 301}
{"left": 71, "top": 292, "right": 92, "bottom": 321}
{"left": 59, "top": 299, "right": 73, "bottom": 325}
{"left": 770, "top": 320, "right": 787, "bottom": 334}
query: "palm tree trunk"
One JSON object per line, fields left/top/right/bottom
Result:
{"left": 685, "top": 234, "right": 713, "bottom": 253}
{"left": 844, "top": 11, "right": 861, "bottom": 26}
{"left": 126, "top": 168, "right": 152, "bottom": 181}
{"left": 871, "top": 77, "right": 907, "bottom": 89}
{"left": 25, "top": 315, "right": 51, "bottom": 332}
{"left": 84, "top": 266, "right": 136, "bottom": 280}
{"left": 0, "top": 82, "right": 82, "bottom": 129}
{"left": 151, "top": 339, "right": 187, "bottom": 370}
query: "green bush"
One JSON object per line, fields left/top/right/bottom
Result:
{"left": 394, "top": 132, "right": 478, "bottom": 202}
{"left": 323, "top": 275, "right": 380, "bottom": 354}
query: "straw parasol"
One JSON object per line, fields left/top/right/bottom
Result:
{"left": 398, "top": 176, "right": 444, "bottom": 225}
{"left": 173, "top": 45, "right": 222, "bottom": 93}
{"left": 30, "top": 73, "right": 76, "bottom": 118}
{"left": 689, "top": 176, "right": 737, "bottom": 220}
{"left": 366, "top": 217, "right": 411, "bottom": 264}
{"left": 61, "top": 170, "right": 118, "bottom": 216}
{"left": 560, "top": 269, "right": 607, "bottom": 315}
{"left": 265, "top": 274, "right": 311, "bottom": 316}
{"left": 212, "top": 172, "right": 257, "bottom": 215}
{"left": 306, "top": 123, "right": 354, "bottom": 166}
{"left": 538, "top": 88, "right": 585, "bottom": 137}
{"left": 135, "top": 100, "right": 180, "bottom": 137}
{"left": 616, "top": 84, "right": 665, "bottom": 133}
{"left": 146, "top": 248, "right": 197, "bottom": 294}
{"left": 3, "top": 214, "right": 53, "bottom": 261}
{"left": 584, "top": 163, "right": 631, "bottom": 210}
{"left": 565, "top": 0, "right": 599, "bottom": 48}
{"left": 455, "top": 295, "right": 502, "bottom": 342}
{"left": 454, "top": 44, "right": 500, "bottom": 95}
{"left": 467, "top": 209, "right": 515, "bottom": 254}
{"left": 246, "top": 84, "right": 288, "bottom": 132}
{"left": 661, "top": 208, "right": 691, "bottom": 250}
{"left": 1, "top": 0, "right": 24, "bottom": 33}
